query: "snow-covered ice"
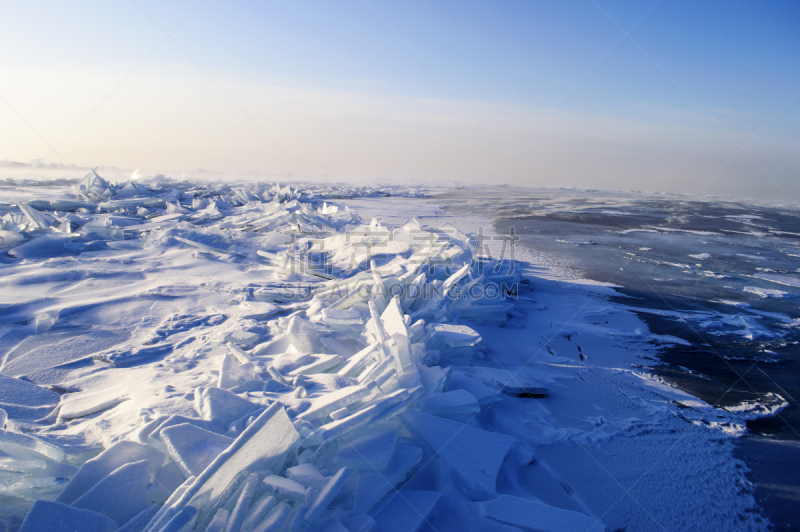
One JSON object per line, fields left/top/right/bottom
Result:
{"left": 0, "top": 173, "right": 780, "bottom": 531}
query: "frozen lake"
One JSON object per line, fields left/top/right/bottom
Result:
{"left": 436, "top": 187, "right": 800, "bottom": 530}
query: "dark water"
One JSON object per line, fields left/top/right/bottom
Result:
{"left": 434, "top": 187, "right": 800, "bottom": 530}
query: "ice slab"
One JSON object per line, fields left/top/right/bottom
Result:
{"left": 352, "top": 445, "right": 423, "bottom": 514}
{"left": 161, "top": 423, "right": 234, "bottom": 477}
{"left": 334, "top": 423, "right": 398, "bottom": 471}
{"left": 149, "top": 461, "right": 186, "bottom": 505}
{"left": 445, "top": 373, "right": 501, "bottom": 407}
{"left": 286, "top": 463, "right": 328, "bottom": 489}
{"left": 19, "top": 500, "right": 118, "bottom": 532}
{"left": 7, "top": 234, "right": 82, "bottom": 259}
{"left": 455, "top": 366, "right": 548, "bottom": 397}
{"left": 0, "top": 374, "right": 61, "bottom": 412}
{"left": 262, "top": 475, "right": 308, "bottom": 502}
{"left": 0, "top": 229, "right": 26, "bottom": 249}
{"left": 58, "top": 388, "right": 130, "bottom": 419}
{"left": 205, "top": 508, "right": 229, "bottom": 532}
{"left": 226, "top": 472, "right": 258, "bottom": 532}
{"left": 370, "top": 490, "right": 441, "bottom": 532}
{"left": 298, "top": 385, "right": 370, "bottom": 422}
{"left": 287, "top": 316, "right": 324, "bottom": 353}
{"left": 144, "top": 415, "right": 220, "bottom": 450}
{"left": 308, "top": 389, "right": 412, "bottom": 446}
{"left": 341, "top": 514, "right": 378, "bottom": 532}
{"left": 472, "top": 494, "right": 603, "bottom": 531}
{"left": 322, "top": 308, "right": 366, "bottom": 327}
{"left": 251, "top": 501, "right": 290, "bottom": 532}
{"left": 430, "top": 324, "right": 481, "bottom": 347}
{"left": 418, "top": 365, "right": 448, "bottom": 398}
{"left": 401, "top": 410, "right": 516, "bottom": 500}
{"left": 117, "top": 504, "right": 160, "bottom": 532}
{"left": 241, "top": 494, "right": 276, "bottom": 531}
{"left": 72, "top": 459, "right": 155, "bottom": 526}
{"left": 56, "top": 440, "right": 164, "bottom": 505}
{"left": 179, "top": 403, "right": 301, "bottom": 523}
{"left": 288, "top": 354, "right": 344, "bottom": 376}
{"left": 96, "top": 343, "right": 176, "bottom": 367}
{"left": 160, "top": 505, "right": 198, "bottom": 532}
{"left": 0, "top": 429, "right": 65, "bottom": 462}
{"left": 304, "top": 467, "right": 350, "bottom": 525}
{"left": 322, "top": 332, "right": 369, "bottom": 358}
{"left": 218, "top": 353, "right": 255, "bottom": 390}
{"left": 315, "top": 518, "right": 351, "bottom": 532}
{"left": 337, "top": 342, "right": 380, "bottom": 377}
{"left": 194, "top": 386, "right": 259, "bottom": 428}
{"left": 224, "top": 330, "right": 260, "bottom": 347}
{"left": 381, "top": 296, "right": 412, "bottom": 369}
{"left": 419, "top": 389, "right": 480, "bottom": 418}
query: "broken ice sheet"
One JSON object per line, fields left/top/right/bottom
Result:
{"left": 71, "top": 459, "right": 156, "bottom": 526}
{"left": 401, "top": 410, "right": 516, "bottom": 500}
{"left": 56, "top": 441, "right": 164, "bottom": 505}
{"left": 160, "top": 423, "right": 233, "bottom": 477}
{"left": 180, "top": 403, "right": 301, "bottom": 522}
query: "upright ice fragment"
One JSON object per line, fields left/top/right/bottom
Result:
{"left": 251, "top": 501, "right": 290, "bottom": 532}
{"left": 218, "top": 353, "right": 254, "bottom": 390}
{"left": 160, "top": 423, "right": 234, "bottom": 477}
{"left": 194, "top": 386, "right": 259, "bottom": 428}
{"left": 304, "top": 467, "right": 351, "bottom": 525}
{"left": 175, "top": 403, "right": 301, "bottom": 524}
{"left": 225, "top": 472, "right": 259, "bottom": 532}
{"left": 287, "top": 316, "right": 324, "bottom": 353}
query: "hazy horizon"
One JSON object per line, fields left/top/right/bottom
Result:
{"left": 1, "top": 1, "right": 798, "bottom": 201}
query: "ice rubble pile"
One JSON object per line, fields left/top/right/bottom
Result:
{"left": 0, "top": 171, "right": 432, "bottom": 259}
{"left": 2, "top": 172, "right": 600, "bottom": 532}
{"left": 0, "top": 171, "right": 424, "bottom": 260}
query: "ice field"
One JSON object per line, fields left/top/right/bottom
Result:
{"left": 0, "top": 173, "right": 783, "bottom": 531}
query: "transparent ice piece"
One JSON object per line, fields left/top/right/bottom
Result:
{"left": 160, "top": 423, "right": 233, "bottom": 477}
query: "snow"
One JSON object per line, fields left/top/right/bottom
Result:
{"left": 0, "top": 175, "right": 777, "bottom": 531}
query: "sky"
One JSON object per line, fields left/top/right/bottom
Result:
{"left": 0, "top": 1, "right": 798, "bottom": 201}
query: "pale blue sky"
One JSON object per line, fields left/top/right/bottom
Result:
{"left": 1, "top": 1, "right": 798, "bottom": 200}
